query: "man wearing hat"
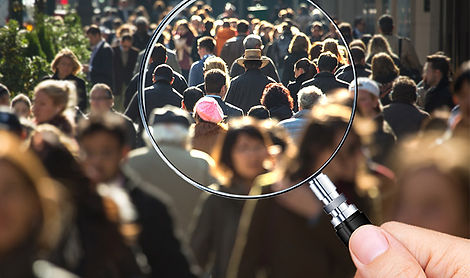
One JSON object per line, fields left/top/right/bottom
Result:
{"left": 225, "top": 49, "right": 276, "bottom": 113}
{"left": 125, "top": 64, "right": 183, "bottom": 126}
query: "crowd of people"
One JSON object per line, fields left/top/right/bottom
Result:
{"left": 0, "top": 1, "right": 469, "bottom": 277}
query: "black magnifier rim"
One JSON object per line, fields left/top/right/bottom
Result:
{"left": 138, "top": 0, "right": 359, "bottom": 200}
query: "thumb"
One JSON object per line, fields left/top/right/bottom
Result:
{"left": 349, "top": 224, "right": 425, "bottom": 278}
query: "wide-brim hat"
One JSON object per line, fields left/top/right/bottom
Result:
{"left": 236, "top": 49, "right": 270, "bottom": 69}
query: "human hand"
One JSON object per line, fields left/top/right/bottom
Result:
{"left": 349, "top": 221, "right": 470, "bottom": 277}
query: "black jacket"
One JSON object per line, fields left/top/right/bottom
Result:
{"left": 230, "top": 56, "right": 280, "bottom": 82}
{"left": 301, "top": 72, "right": 349, "bottom": 94}
{"left": 287, "top": 72, "right": 314, "bottom": 112}
{"left": 382, "top": 102, "right": 430, "bottom": 140}
{"left": 424, "top": 78, "right": 455, "bottom": 113}
{"left": 49, "top": 73, "right": 88, "bottom": 113}
{"left": 225, "top": 69, "right": 276, "bottom": 114}
{"left": 268, "top": 105, "right": 293, "bottom": 121}
{"left": 90, "top": 41, "right": 114, "bottom": 89}
{"left": 112, "top": 45, "right": 140, "bottom": 95}
{"left": 281, "top": 50, "right": 308, "bottom": 86}
{"left": 336, "top": 64, "right": 372, "bottom": 84}
{"left": 208, "top": 95, "right": 244, "bottom": 119}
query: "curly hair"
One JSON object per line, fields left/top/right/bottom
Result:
{"left": 260, "top": 83, "right": 294, "bottom": 110}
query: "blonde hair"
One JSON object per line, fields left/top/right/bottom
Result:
{"left": 34, "top": 80, "right": 77, "bottom": 117}
{"left": 51, "top": 48, "right": 82, "bottom": 75}
{"left": 288, "top": 32, "right": 311, "bottom": 54}
{"left": 322, "top": 38, "right": 347, "bottom": 65}
{"left": 204, "top": 56, "right": 228, "bottom": 73}
{"left": 366, "top": 34, "right": 397, "bottom": 61}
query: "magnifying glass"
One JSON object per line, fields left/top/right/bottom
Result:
{"left": 137, "top": 0, "right": 370, "bottom": 246}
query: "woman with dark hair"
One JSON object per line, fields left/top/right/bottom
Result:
{"left": 281, "top": 33, "right": 311, "bottom": 85}
{"left": 190, "top": 118, "right": 271, "bottom": 278}
{"left": 370, "top": 53, "right": 400, "bottom": 106}
{"left": 261, "top": 83, "right": 294, "bottom": 121}
{"left": 173, "top": 20, "right": 196, "bottom": 79}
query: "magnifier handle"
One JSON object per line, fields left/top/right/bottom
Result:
{"left": 334, "top": 210, "right": 371, "bottom": 247}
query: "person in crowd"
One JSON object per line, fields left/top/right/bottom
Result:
{"left": 132, "top": 16, "right": 151, "bottom": 51}
{"left": 370, "top": 53, "right": 400, "bottom": 106}
{"left": 190, "top": 118, "right": 271, "bottom": 278}
{"left": 295, "top": 3, "right": 313, "bottom": 34}
{"left": 84, "top": 25, "right": 114, "bottom": 90}
{"left": 353, "top": 17, "right": 366, "bottom": 39}
{"left": 301, "top": 52, "right": 349, "bottom": 94}
{"left": 225, "top": 49, "right": 276, "bottom": 113}
{"left": 204, "top": 69, "right": 243, "bottom": 118}
{"left": 287, "top": 58, "right": 316, "bottom": 112}
{"left": 422, "top": 53, "right": 455, "bottom": 113}
{"left": 125, "top": 105, "right": 216, "bottom": 236}
{"left": 48, "top": 49, "right": 88, "bottom": 112}
{"left": 366, "top": 34, "right": 400, "bottom": 68}
{"left": 279, "top": 85, "right": 324, "bottom": 141}
{"left": 0, "top": 107, "right": 24, "bottom": 138}
{"left": 191, "top": 96, "right": 227, "bottom": 156}
{"left": 247, "top": 105, "right": 271, "bottom": 120}
{"left": 0, "top": 131, "right": 71, "bottom": 277}
{"left": 181, "top": 86, "right": 204, "bottom": 115}
{"left": 32, "top": 80, "right": 76, "bottom": 136}
{"left": 260, "top": 83, "right": 294, "bottom": 121}
{"left": 11, "top": 94, "right": 32, "bottom": 119}
{"left": 215, "top": 19, "right": 236, "bottom": 56}
{"left": 77, "top": 112, "right": 197, "bottom": 278}
{"left": 450, "top": 61, "right": 470, "bottom": 136}
{"left": 220, "top": 20, "right": 250, "bottom": 70}
{"left": 88, "top": 83, "right": 137, "bottom": 148}
{"left": 309, "top": 21, "right": 324, "bottom": 43}
{"left": 267, "top": 22, "right": 294, "bottom": 78}
{"left": 174, "top": 20, "right": 196, "bottom": 80}
{"left": 125, "top": 64, "right": 183, "bottom": 124}
{"left": 322, "top": 38, "right": 347, "bottom": 68}
{"left": 230, "top": 34, "right": 280, "bottom": 82}
{"left": 378, "top": 14, "right": 421, "bottom": 79}
{"left": 133, "top": 36, "right": 182, "bottom": 76}
{"left": 336, "top": 46, "right": 372, "bottom": 83}
{"left": 338, "top": 22, "right": 354, "bottom": 46}
{"left": 350, "top": 39, "right": 367, "bottom": 52}
{"left": 309, "top": 41, "right": 323, "bottom": 61}
{"left": 112, "top": 34, "right": 139, "bottom": 111}
{"left": 382, "top": 76, "right": 430, "bottom": 140}
{"left": 281, "top": 33, "right": 311, "bottom": 86}
{"left": 191, "top": 18, "right": 214, "bottom": 63}
{"left": 125, "top": 43, "right": 188, "bottom": 109}
{"left": 196, "top": 56, "right": 229, "bottom": 94}
{"left": 0, "top": 83, "right": 10, "bottom": 106}
{"left": 188, "top": 36, "right": 216, "bottom": 86}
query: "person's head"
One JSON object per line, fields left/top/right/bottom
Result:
{"left": 371, "top": 53, "right": 399, "bottom": 85}
{"left": 311, "top": 21, "right": 323, "bottom": 38}
{"left": 77, "top": 112, "right": 130, "bottom": 184}
{"left": 309, "top": 41, "right": 323, "bottom": 61}
{"left": 294, "top": 58, "right": 315, "bottom": 79}
{"left": 354, "top": 17, "right": 365, "bottom": 32}
{"left": 317, "top": 52, "right": 338, "bottom": 73}
{"left": 89, "top": 83, "right": 114, "bottom": 113}
{"left": 367, "top": 34, "right": 395, "bottom": 60}
{"left": 204, "top": 69, "right": 228, "bottom": 97}
{"left": 391, "top": 76, "right": 417, "bottom": 104}
{"left": 0, "top": 83, "right": 11, "bottom": 106}
{"left": 149, "top": 106, "right": 193, "bottom": 148}
{"left": 297, "top": 85, "right": 324, "bottom": 111}
{"left": 175, "top": 20, "right": 193, "bottom": 36}
{"left": 0, "top": 131, "right": 67, "bottom": 257}
{"left": 135, "top": 16, "right": 149, "bottom": 33}
{"left": 349, "top": 39, "right": 367, "bottom": 52}
{"left": 247, "top": 105, "right": 270, "bottom": 120}
{"left": 236, "top": 19, "right": 250, "bottom": 35}
{"left": 51, "top": 48, "right": 82, "bottom": 78}
{"left": 378, "top": 14, "right": 394, "bottom": 35}
{"left": 349, "top": 77, "right": 381, "bottom": 117}
{"left": 203, "top": 56, "right": 228, "bottom": 74}
{"left": 213, "top": 118, "right": 270, "bottom": 185}
{"left": 150, "top": 43, "right": 167, "bottom": 65}
{"left": 86, "top": 25, "right": 102, "bottom": 46}
{"left": 32, "top": 80, "right": 76, "bottom": 124}
{"left": 203, "top": 18, "right": 214, "bottom": 33}
{"left": 350, "top": 46, "right": 366, "bottom": 66}
{"left": 322, "top": 38, "right": 341, "bottom": 58}
{"left": 424, "top": 53, "right": 451, "bottom": 87}
{"left": 288, "top": 33, "right": 311, "bottom": 54}
{"left": 0, "top": 107, "right": 23, "bottom": 137}
{"left": 260, "top": 83, "right": 294, "bottom": 111}
{"left": 194, "top": 96, "right": 224, "bottom": 124}
{"left": 182, "top": 87, "right": 203, "bottom": 112}
{"left": 120, "top": 34, "right": 133, "bottom": 51}
{"left": 386, "top": 135, "right": 470, "bottom": 237}
{"left": 243, "top": 34, "right": 263, "bottom": 50}
{"left": 197, "top": 36, "right": 216, "bottom": 57}
{"left": 152, "top": 64, "right": 174, "bottom": 84}
{"left": 11, "top": 94, "right": 32, "bottom": 119}
{"left": 453, "top": 61, "right": 470, "bottom": 125}
{"left": 238, "top": 49, "right": 269, "bottom": 70}
{"left": 338, "top": 22, "right": 353, "bottom": 42}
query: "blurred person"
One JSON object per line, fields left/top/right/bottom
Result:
{"left": 190, "top": 15, "right": 203, "bottom": 37}
{"left": 48, "top": 49, "right": 88, "bottom": 112}
{"left": 247, "top": 105, "right": 270, "bottom": 120}
{"left": 230, "top": 34, "right": 280, "bottom": 82}
{"left": 117, "top": 0, "right": 131, "bottom": 22}
{"left": 336, "top": 46, "right": 372, "bottom": 83}
{"left": 220, "top": 20, "right": 250, "bottom": 70}
{"left": 0, "top": 83, "right": 10, "bottom": 106}
{"left": 322, "top": 38, "right": 347, "bottom": 68}
{"left": 0, "top": 107, "right": 24, "bottom": 138}
{"left": 370, "top": 53, "right": 400, "bottom": 106}
{"left": 338, "top": 22, "right": 353, "bottom": 46}
{"left": 11, "top": 94, "right": 32, "bottom": 119}
{"left": 353, "top": 17, "right": 366, "bottom": 39}
{"left": 196, "top": 56, "right": 229, "bottom": 94}
{"left": 77, "top": 112, "right": 197, "bottom": 278}
{"left": 84, "top": 25, "right": 114, "bottom": 90}
{"left": 267, "top": 22, "right": 294, "bottom": 78}
{"left": 191, "top": 97, "right": 228, "bottom": 157}
{"left": 89, "top": 83, "right": 137, "bottom": 148}
{"left": 287, "top": 58, "right": 316, "bottom": 111}
{"left": 321, "top": 17, "right": 340, "bottom": 40}
{"left": 215, "top": 20, "right": 236, "bottom": 56}
{"left": 188, "top": 36, "right": 216, "bottom": 86}
{"left": 191, "top": 18, "right": 214, "bottom": 63}
{"left": 0, "top": 131, "right": 70, "bottom": 277}
{"left": 132, "top": 16, "right": 151, "bottom": 51}
{"left": 190, "top": 118, "right": 271, "bottom": 278}
{"left": 301, "top": 52, "right": 349, "bottom": 94}
{"left": 450, "top": 61, "right": 470, "bottom": 137}
{"left": 281, "top": 33, "right": 310, "bottom": 86}
{"left": 133, "top": 37, "right": 182, "bottom": 75}
{"left": 32, "top": 80, "right": 76, "bottom": 136}
{"left": 422, "top": 53, "right": 455, "bottom": 113}
{"left": 366, "top": 34, "right": 400, "bottom": 68}
{"left": 279, "top": 85, "right": 324, "bottom": 141}
{"left": 378, "top": 14, "right": 421, "bottom": 80}
{"left": 309, "top": 41, "right": 323, "bottom": 61}
{"left": 349, "top": 39, "right": 367, "bottom": 52}
{"left": 382, "top": 76, "right": 430, "bottom": 140}
{"left": 296, "top": 3, "right": 312, "bottom": 34}
{"left": 181, "top": 86, "right": 204, "bottom": 115}
{"left": 260, "top": 83, "right": 294, "bottom": 121}
{"left": 125, "top": 105, "right": 216, "bottom": 236}
{"left": 309, "top": 21, "right": 323, "bottom": 43}
{"left": 174, "top": 20, "right": 196, "bottom": 79}
{"left": 225, "top": 49, "right": 276, "bottom": 113}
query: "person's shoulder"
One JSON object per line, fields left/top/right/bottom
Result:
{"left": 337, "top": 78, "right": 350, "bottom": 88}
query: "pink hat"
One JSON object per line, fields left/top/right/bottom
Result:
{"left": 194, "top": 97, "right": 224, "bottom": 123}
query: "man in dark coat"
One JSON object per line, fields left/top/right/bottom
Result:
{"left": 225, "top": 49, "right": 276, "bottom": 114}
{"left": 287, "top": 58, "right": 316, "bottom": 112}
{"left": 422, "top": 53, "right": 455, "bottom": 113}
{"left": 85, "top": 25, "right": 114, "bottom": 90}
{"left": 204, "top": 69, "right": 243, "bottom": 118}
{"left": 301, "top": 52, "right": 349, "bottom": 94}
{"left": 336, "top": 47, "right": 372, "bottom": 83}
{"left": 220, "top": 20, "right": 249, "bottom": 69}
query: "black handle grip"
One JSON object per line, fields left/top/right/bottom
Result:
{"left": 335, "top": 211, "right": 371, "bottom": 247}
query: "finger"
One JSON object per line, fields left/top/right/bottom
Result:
{"left": 349, "top": 224, "right": 426, "bottom": 278}
{"left": 381, "top": 221, "right": 470, "bottom": 277}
